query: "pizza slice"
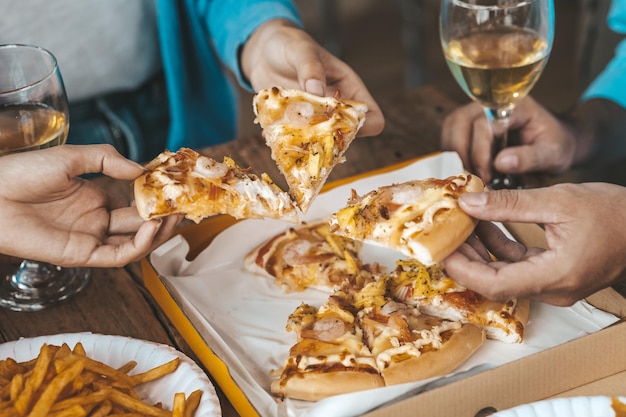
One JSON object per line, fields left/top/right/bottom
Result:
{"left": 253, "top": 86, "right": 368, "bottom": 212}
{"left": 358, "top": 301, "right": 485, "bottom": 387}
{"left": 339, "top": 269, "right": 485, "bottom": 387}
{"left": 134, "top": 147, "right": 299, "bottom": 224}
{"left": 270, "top": 297, "right": 384, "bottom": 401}
{"left": 328, "top": 173, "right": 485, "bottom": 266}
{"left": 388, "top": 259, "right": 530, "bottom": 343}
{"left": 244, "top": 220, "right": 365, "bottom": 293}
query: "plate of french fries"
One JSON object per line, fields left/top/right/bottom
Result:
{"left": 0, "top": 332, "right": 222, "bottom": 417}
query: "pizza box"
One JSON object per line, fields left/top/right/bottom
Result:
{"left": 360, "top": 220, "right": 626, "bottom": 417}
{"left": 141, "top": 153, "right": 626, "bottom": 417}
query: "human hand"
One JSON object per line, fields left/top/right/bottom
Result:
{"left": 440, "top": 184, "right": 626, "bottom": 306}
{"left": 441, "top": 97, "right": 578, "bottom": 183}
{"left": 241, "top": 19, "right": 384, "bottom": 137}
{"left": 0, "top": 144, "right": 179, "bottom": 268}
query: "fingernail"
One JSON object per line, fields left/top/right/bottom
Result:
{"left": 129, "top": 160, "right": 146, "bottom": 170}
{"left": 460, "top": 192, "right": 488, "bottom": 207}
{"left": 498, "top": 154, "right": 519, "bottom": 169}
{"left": 305, "top": 79, "right": 324, "bottom": 96}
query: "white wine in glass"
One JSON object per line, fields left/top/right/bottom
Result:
{"left": 440, "top": 0, "right": 554, "bottom": 189}
{"left": 0, "top": 44, "right": 90, "bottom": 311}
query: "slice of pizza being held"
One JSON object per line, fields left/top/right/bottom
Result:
{"left": 328, "top": 173, "right": 485, "bottom": 266}
{"left": 253, "top": 86, "right": 368, "bottom": 213}
{"left": 134, "top": 147, "right": 299, "bottom": 224}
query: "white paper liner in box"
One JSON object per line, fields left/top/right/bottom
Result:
{"left": 150, "top": 152, "right": 620, "bottom": 417}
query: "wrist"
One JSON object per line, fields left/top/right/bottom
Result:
{"left": 240, "top": 19, "right": 297, "bottom": 85}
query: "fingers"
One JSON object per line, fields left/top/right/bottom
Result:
{"left": 358, "top": 99, "right": 385, "bottom": 137}
{"left": 63, "top": 144, "right": 145, "bottom": 179}
{"left": 87, "top": 215, "right": 179, "bottom": 267}
{"left": 457, "top": 187, "right": 567, "bottom": 225}
{"left": 107, "top": 207, "right": 146, "bottom": 235}
{"left": 316, "top": 50, "right": 384, "bottom": 137}
{"left": 473, "top": 221, "right": 528, "bottom": 262}
{"left": 441, "top": 103, "right": 493, "bottom": 180}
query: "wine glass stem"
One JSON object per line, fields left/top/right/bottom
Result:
{"left": 486, "top": 107, "right": 520, "bottom": 189}
{"left": 488, "top": 107, "right": 511, "bottom": 159}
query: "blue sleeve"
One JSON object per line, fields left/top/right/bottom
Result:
{"left": 581, "top": 0, "right": 626, "bottom": 107}
{"left": 196, "top": 0, "right": 302, "bottom": 90}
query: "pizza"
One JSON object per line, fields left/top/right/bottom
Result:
{"left": 328, "top": 173, "right": 485, "bottom": 266}
{"left": 388, "top": 259, "right": 530, "bottom": 343}
{"left": 253, "top": 86, "right": 368, "bottom": 213}
{"left": 270, "top": 271, "right": 485, "bottom": 401}
{"left": 133, "top": 147, "right": 299, "bottom": 224}
{"left": 242, "top": 212, "right": 529, "bottom": 400}
{"left": 243, "top": 220, "right": 366, "bottom": 293}
{"left": 270, "top": 297, "right": 385, "bottom": 401}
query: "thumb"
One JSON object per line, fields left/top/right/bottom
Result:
{"left": 66, "top": 144, "right": 145, "bottom": 180}
{"left": 458, "top": 189, "right": 558, "bottom": 225}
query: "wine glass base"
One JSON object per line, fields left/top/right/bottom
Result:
{"left": 0, "top": 262, "right": 90, "bottom": 312}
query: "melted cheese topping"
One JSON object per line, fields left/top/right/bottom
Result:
{"left": 329, "top": 174, "right": 475, "bottom": 264}
{"left": 253, "top": 86, "right": 368, "bottom": 211}
{"left": 137, "top": 148, "right": 299, "bottom": 223}
{"left": 375, "top": 320, "right": 461, "bottom": 370}
{"left": 250, "top": 221, "right": 362, "bottom": 292}
{"left": 390, "top": 259, "right": 465, "bottom": 300}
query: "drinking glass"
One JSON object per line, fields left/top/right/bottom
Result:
{"left": 0, "top": 44, "right": 90, "bottom": 311}
{"left": 440, "top": 0, "right": 554, "bottom": 189}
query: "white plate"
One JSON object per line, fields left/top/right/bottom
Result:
{"left": 492, "top": 396, "right": 626, "bottom": 417}
{"left": 0, "top": 332, "right": 222, "bottom": 417}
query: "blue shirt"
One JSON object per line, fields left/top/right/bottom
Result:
{"left": 156, "top": 0, "right": 301, "bottom": 150}
{"left": 581, "top": 0, "right": 626, "bottom": 107}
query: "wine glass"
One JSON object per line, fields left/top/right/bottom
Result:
{"left": 440, "top": 0, "right": 554, "bottom": 189}
{"left": 0, "top": 44, "right": 90, "bottom": 311}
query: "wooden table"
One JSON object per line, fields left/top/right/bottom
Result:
{"left": 0, "top": 86, "right": 624, "bottom": 417}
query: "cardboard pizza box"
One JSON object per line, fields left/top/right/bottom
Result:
{"left": 361, "top": 222, "right": 626, "bottom": 417}
{"left": 142, "top": 157, "right": 626, "bottom": 417}
{"left": 143, "top": 216, "right": 626, "bottom": 417}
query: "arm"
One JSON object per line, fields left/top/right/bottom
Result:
{"left": 0, "top": 145, "right": 179, "bottom": 268}
{"left": 440, "top": 185, "right": 626, "bottom": 306}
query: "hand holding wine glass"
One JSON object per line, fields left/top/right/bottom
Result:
{"left": 440, "top": 0, "right": 554, "bottom": 189}
{"left": 0, "top": 44, "right": 89, "bottom": 311}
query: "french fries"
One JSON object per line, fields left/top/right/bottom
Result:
{"left": 0, "top": 343, "right": 203, "bottom": 417}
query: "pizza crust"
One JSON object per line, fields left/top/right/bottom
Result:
{"left": 329, "top": 173, "right": 485, "bottom": 266}
{"left": 270, "top": 370, "right": 385, "bottom": 402}
{"left": 380, "top": 323, "right": 485, "bottom": 386}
